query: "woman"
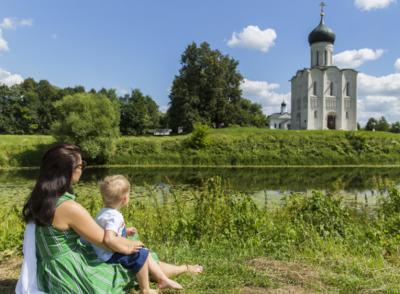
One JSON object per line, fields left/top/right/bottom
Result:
{"left": 21, "top": 144, "right": 201, "bottom": 294}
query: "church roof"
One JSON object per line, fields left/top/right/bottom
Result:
{"left": 268, "top": 112, "right": 291, "bottom": 119}
{"left": 308, "top": 11, "right": 335, "bottom": 45}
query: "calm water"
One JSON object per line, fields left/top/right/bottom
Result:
{"left": 1, "top": 166, "right": 399, "bottom": 193}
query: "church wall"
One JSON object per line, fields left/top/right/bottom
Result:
{"left": 341, "top": 70, "right": 358, "bottom": 130}
{"left": 310, "top": 70, "right": 324, "bottom": 129}
{"left": 291, "top": 71, "right": 310, "bottom": 130}
{"left": 325, "top": 67, "right": 341, "bottom": 129}
{"left": 311, "top": 42, "right": 333, "bottom": 67}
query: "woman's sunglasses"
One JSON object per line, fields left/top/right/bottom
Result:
{"left": 75, "top": 160, "right": 87, "bottom": 170}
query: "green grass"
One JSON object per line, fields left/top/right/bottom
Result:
{"left": 1, "top": 178, "right": 400, "bottom": 293}
{"left": 1, "top": 128, "right": 400, "bottom": 168}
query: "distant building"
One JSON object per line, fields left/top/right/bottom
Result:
{"left": 153, "top": 129, "right": 172, "bottom": 136}
{"left": 268, "top": 101, "right": 291, "bottom": 130}
{"left": 290, "top": 3, "right": 357, "bottom": 130}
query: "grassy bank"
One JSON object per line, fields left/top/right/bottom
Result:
{"left": 1, "top": 178, "right": 400, "bottom": 293}
{"left": 1, "top": 128, "right": 400, "bottom": 167}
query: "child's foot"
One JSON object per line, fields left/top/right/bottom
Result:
{"left": 186, "top": 264, "right": 203, "bottom": 274}
{"left": 157, "top": 278, "right": 183, "bottom": 290}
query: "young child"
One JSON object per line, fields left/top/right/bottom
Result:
{"left": 93, "top": 175, "right": 183, "bottom": 293}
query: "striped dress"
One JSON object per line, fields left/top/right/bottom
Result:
{"left": 36, "top": 193, "right": 138, "bottom": 293}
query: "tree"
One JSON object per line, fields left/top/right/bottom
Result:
{"left": 227, "top": 98, "right": 267, "bottom": 127}
{"left": 167, "top": 42, "right": 266, "bottom": 131}
{"left": 35, "top": 80, "right": 62, "bottom": 133}
{"left": 365, "top": 118, "right": 378, "bottom": 131}
{"left": 390, "top": 121, "right": 400, "bottom": 133}
{"left": 120, "top": 89, "right": 160, "bottom": 135}
{"left": 52, "top": 93, "right": 120, "bottom": 162}
{"left": 376, "top": 116, "right": 390, "bottom": 132}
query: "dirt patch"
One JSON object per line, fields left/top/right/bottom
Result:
{"left": 245, "top": 258, "right": 331, "bottom": 293}
{"left": 0, "top": 256, "right": 21, "bottom": 294}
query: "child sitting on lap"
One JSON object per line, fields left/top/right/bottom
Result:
{"left": 93, "top": 175, "right": 183, "bottom": 292}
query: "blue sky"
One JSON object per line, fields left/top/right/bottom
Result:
{"left": 0, "top": 0, "right": 399, "bottom": 123}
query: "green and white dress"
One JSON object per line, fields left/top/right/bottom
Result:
{"left": 36, "top": 192, "right": 143, "bottom": 293}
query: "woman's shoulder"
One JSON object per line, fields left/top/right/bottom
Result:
{"left": 56, "top": 192, "right": 76, "bottom": 207}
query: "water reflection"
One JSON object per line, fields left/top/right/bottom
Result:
{"left": 1, "top": 166, "right": 399, "bottom": 193}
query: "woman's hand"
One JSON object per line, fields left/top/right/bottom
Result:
{"left": 126, "top": 227, "right": 137, "bottom": 236}
{"left": 104, "top": 231, "right": 144, "bottom": 254}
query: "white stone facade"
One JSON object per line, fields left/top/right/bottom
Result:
{"left": 290, "top": 19, "right": 358, "bottom": 130}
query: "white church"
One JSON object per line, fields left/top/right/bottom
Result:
{"left": 290, "top": 4, "right": 358, "bottom": 130}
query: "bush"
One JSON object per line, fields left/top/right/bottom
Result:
{"left": 52, "top": 93, "right": 120, "bottom": 163}
{"left": 186, "top": 123, "right": 210, "bottom": 149}
{"left": 282, "top": 191, "right": 350, "bottom": 238}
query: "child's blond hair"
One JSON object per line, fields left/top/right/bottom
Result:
{"left": 99, "top": 175, "right": 131, "bottom": 206}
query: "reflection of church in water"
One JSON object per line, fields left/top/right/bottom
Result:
{"left": 290, "top": 3, "right": 357, "bottom": 130}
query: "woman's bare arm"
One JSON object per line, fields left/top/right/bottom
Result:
{"left": 53, "top": 200, "right": 139, "bottom": 254}
{"left": 103, "top": 230, "right": 143, "bottom": 254}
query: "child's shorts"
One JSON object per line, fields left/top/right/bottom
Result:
{"left": 107, "top": 247, "right": 149, "bottom": 274}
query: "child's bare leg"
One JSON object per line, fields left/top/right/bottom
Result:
{"left": 136, "top": 257, "right": 152, "bottom": 294}
{"left": 147, "top": 254, "right": 182, "bottom": 290}
{"left": 158, "top": 261, "right": 203, "bottom": 278}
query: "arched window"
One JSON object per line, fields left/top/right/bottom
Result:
{"left": 313, "top": 81, "right": 317, "bottom": 95}
{"left": 346, "top": 82, "right": 350, "bottom": 96}
{"left": 330, "top": 82, "right": 334, "bottom": 96}
{"left": 325, "top": 50, "right": 328, "bottom": 65}
{"left": 314, "top": 110, "right": 317, "bottom": 119}
{"left": 316, "top": 51, "right": 320, "bottom": 66}
{"left": 346, "top": 112, "right": 349, "bottom": 119}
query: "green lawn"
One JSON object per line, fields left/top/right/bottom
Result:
{"left": 1, "top": 128, "right": 400, "bottom": 168}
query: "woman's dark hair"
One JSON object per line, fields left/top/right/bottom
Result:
{"left": 23, "top": 144, "right": 82, "bottom": 226}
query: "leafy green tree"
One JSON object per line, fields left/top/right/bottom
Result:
{"left": 376, "top": 116, "right": 390, "bottom": 132}
{"left": 35, "top": 80, "right": 62, "bottom": 133}
{"left": 227, "top": 98, "right": 267, "bottom": 127}
{"left": 167, "top": 42, "right": 266, "bottom": 131}
{"left": 120, "top": 89, "right": 160, "bottom": 135}
{"left": 52, "top": 93, "right": 120, "bottom": 162}
{"left": 365, "top": 118, "right": 378, "bottom": 131}
{"left": 390, "top": 121, "right": 400, "bottom": 133}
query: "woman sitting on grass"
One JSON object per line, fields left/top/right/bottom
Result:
{"left": 21, "top": 143, "right": 202, "bottom": 293}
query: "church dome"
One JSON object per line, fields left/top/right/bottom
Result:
{"left": 308, "top": 15, "right": 335, "bottom": 45}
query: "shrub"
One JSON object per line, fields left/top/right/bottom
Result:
{"left": 282, "top": 191, "right": 350, "bottom": 238}
{"left": 186, "top": 123, "right": 210, "bottom": 149}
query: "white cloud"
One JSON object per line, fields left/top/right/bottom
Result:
{"left": 0, "top": 68, "right": 23, "bottom": 86}
{"left": 0, "top": 17, "right": 33, "bottom": 30}
{"left": 395, "top": 58, "right": 400, "bottom": 72}
{"left": 0, "top": 31, "right": 9, "bottom": 52}
{"left": 333, "top": 48, "right": 384, "bottom": 68}
{"left": 358, "top": 72, "right": 400, "bottom": 95}
{"left": 227, "top": 25, "right": 277, "bottom": 53}
{"left": 0, "top": 17, "right": 32, "bottom": 53}
{"left": 159, "top": 105, "right": 169, "bottom": 113}
{"left": 357, "top": 72, "right": 400, "bottom": 123}
{"left": 354, "top": 0, "right": 395, "bottom": 10}
{"left": 241, "top": 78, "right": 290, "bottom": 114}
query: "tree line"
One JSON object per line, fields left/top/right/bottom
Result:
{"left": 363, "top": 117, "right": 400, "bottom": 133}
{"left": 0, "top": 79, "right": 162, "bottom": 136}
{"left": 0, "top": 41, "right": 267, "bottom": 137}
